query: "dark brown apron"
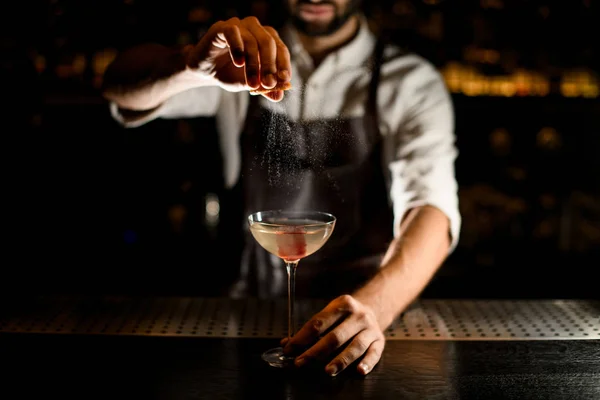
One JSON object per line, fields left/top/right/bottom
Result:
{"left": 230, "top": 40, "right": 393, "bottom": 299}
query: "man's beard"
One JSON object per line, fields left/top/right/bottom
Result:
{"left": 288, "top": 0, "right": 361, "bottom": 37}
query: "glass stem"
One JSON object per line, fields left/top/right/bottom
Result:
{"left": 286, "top": 261, "right": 299, "bottom": 341}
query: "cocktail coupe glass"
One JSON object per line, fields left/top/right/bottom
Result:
{"left": 247, "top": 210, "right": 336, "bottom": 367}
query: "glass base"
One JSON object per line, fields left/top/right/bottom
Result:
{"left": 261, "top": 347, "right": 295, "bottom": 368}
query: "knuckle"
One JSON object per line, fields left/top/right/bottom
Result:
{"left": 263, "top": 25, "right": 274, "bottom": 34}
{"left": 353, "top": 337, "right": 369, "bottom": 353}
{"left": 222, "top": 24, "right": 238, "bottom": 36}
{"left": 366, "top": 312, "right": 379, "bottom": 328}
{"left": 264, "top": 26, "right": 280, "bottom": 38}
{"left": 276, "top": 42, "right": 288, "bottom": 54}
{"left": 372, "top": 340, "right": 385, "bottom": 356}
{"left": 311, "top": 319, "right": 323, "bottom": 334}
{"left": 262, "top": 63, "right": 277, "bottom": 74}
{"left": 337, "top": 354, "right": 352, "bottom": 369}
{"left": 356, "top": 310, "right": 369, "bottom": 323}
{"left": 371, "top": 345, "right": 383, "bottom": 358}
{"left": 338, "top": 294, "right": 354, "bottom": 305}
{"left": 338, "top": 294, "right": 358, "bottom": 312}
{"left": 328, "top": 331, "right": 344, "bottom": 348}
{"left": 212, "top": 21, "right": 225, "bottom": 31}
{"left": 244, "top": 16, "right": 260, "bottom": 25}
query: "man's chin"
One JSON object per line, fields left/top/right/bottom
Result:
{"left": 301, "top": 23, "right": 334, "bottom": 36}
{"left": 292, "top": 17, "right": 344, "bottom": 37}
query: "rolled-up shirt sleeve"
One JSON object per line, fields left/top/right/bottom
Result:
{"left": 109, "top": 86, "right": 222, "bottom": 128}
{"left": 389, "top": 63, "right": 461, "bottom": 252}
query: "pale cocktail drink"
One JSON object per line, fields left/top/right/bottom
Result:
{"left": 247, "top": 210, "right": 336, "bottom": 368}
{"left": 249, "top": 218, "right": 334, "bottom": 262}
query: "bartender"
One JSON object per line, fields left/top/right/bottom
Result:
{"left": 102, "top": 0, "right": 461, "bottom": 378}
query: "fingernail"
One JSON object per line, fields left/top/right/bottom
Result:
{"left": 325, "top": 364, "right": 339, "bottom": 377}
{"left": 262, "top": 73, "right": 276, "bottom": 87}
{"left": 358, "top": 363, "right": 370, "bottom": 374}
{"left": 295, "top": 357, "right": 306, "bottom": 367}
{"left": 280, "top": 337, "right": 289, "bottom": 346}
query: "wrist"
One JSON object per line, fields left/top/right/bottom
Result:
{"left": 352, "top": 270, "right": 399, "bottom": 331}
{"left": 175, "top": 44, "right": 210, "bottom": 82}
{"left": 176, "top": 65, "right": 213, "bottom": 86}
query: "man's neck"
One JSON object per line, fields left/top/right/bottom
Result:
{"left": 297, "top": 14, "right": 360, "bottom": 68}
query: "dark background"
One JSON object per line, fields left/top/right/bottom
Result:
{"left": 2, "top": 0, "right": 599, "bottom": 298}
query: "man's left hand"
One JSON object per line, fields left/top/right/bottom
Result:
{"left": 281, "top": 294, "right": 385, "bottom": 376}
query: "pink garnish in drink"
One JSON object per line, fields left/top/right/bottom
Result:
{"left": 275, "top": 226, "right": 307, "bottom": 261}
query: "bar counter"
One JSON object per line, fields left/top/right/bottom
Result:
{"left": 1, "top": 296, "right": 599, "bottom": 399}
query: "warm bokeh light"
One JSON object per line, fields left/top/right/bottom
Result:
{"left": 560, "top": 69, "right": 600, "bottom": 98}
{"left": 440, "top": 62, "right": 598, "bottom": 98}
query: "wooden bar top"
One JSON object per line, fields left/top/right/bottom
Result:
{"left": 0, "top": 334, "right": 599, "bottom": 399}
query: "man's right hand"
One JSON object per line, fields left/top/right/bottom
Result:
{"left": 184, "top": 16, "right": 292, "bottom": 102}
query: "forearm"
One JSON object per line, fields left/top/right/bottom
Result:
{"left": 101, "top": 43, "right": 210, "bottom": 111}
{"left": 353, "top": 205, "right": 451, "bottom": 330}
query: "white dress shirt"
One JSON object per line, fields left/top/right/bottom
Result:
{"left": 110, "top": 15, "right": 461, "bottom": 251}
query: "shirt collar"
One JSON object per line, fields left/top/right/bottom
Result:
{"left": 280, "top": 13, "right": 376, "bottom": 75}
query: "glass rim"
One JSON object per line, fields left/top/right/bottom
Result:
{"left": 247, "top": 209, "right": 336, "bottom": 226}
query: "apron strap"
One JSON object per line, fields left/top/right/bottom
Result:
{"left": 366, "top": 37, "right": 386, "bottom": 137}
